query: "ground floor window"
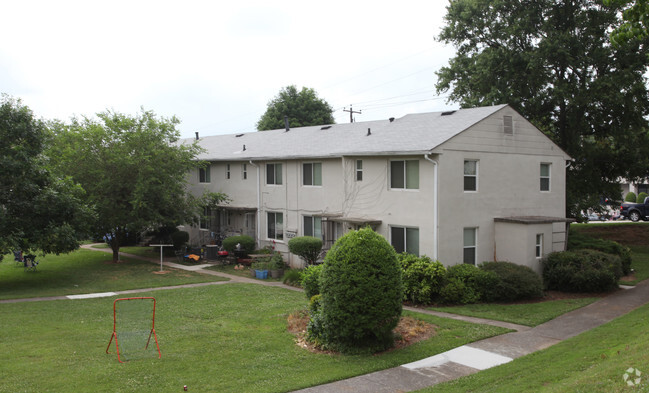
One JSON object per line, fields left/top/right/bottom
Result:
{"left": 304, "top": 216, "right": 322, "bottom": 239}
{"left": 463, "top": 227, "right": 477, "bottom": 264}
{"left": 267, "top": 212, "right": 283, "bottom": 240}
{"left": 535, "top": 233, "right": 543, "bottom": 258}
{"left": 391, "top": 226, "right": 419, "bottom": 256}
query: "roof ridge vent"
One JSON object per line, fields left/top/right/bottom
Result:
{"left": 321, "top": 125, "right": 332, "bottom": 130}
{"left": 235, "top": 133, "right": 244, "bottom": 137}
{"left": 441, "top": 110, "right": 457, "bottom": 116}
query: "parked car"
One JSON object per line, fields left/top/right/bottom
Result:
{"left": 620, "top": 197, "right": 649, "bottom": 222}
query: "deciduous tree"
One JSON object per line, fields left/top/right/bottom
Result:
{"left": 257, "top": 85, "right": 335, "bottom": 131}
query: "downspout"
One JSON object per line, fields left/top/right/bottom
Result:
{"left": 249, "top": 160, "right": 261, "bottom": 246}
{"left": 424, "top": 154, "right": 438, "bottom": 260}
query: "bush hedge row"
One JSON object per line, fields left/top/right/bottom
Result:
{"left": 568, "top": 231, "right": 631, "bottom": 275}
{"left": 543, "top": 249, "right": 621, "bottom": 292}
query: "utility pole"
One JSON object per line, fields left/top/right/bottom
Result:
{"left": 343, "top": 105, "right": 361, "bottom": 123}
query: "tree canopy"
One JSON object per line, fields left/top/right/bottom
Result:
{"left": 605, "top": 0, "right": 649, "bottom": 45}
{"left": 49, "top": 108, "right": 227, "bottom": 261}
{"left": 256, "top": 85, "right": 335, "bottom": 131}
{"left": 436, "top": 0, "right": 649, "bottom": 217}
{"left": 0, "top": 95, "right": 93, "bottom": 256}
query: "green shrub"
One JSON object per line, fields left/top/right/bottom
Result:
{"left": 170, "top": 230, "right": 189, "bottom": 250}
{"left": 301, "top": 264, "right": 324, "bottom": 299}
{"left": 282, "top": 269, "right": 303, "bottom": 287}
{"left": 638, "top": 192, "right": 648, "bottom": 204}
{"left": 317, "top": 227, "right": 403, "bottom": 354}
{"left": 568, "top": 230, "right": 632, "bottom": 275}
{"left": 439, "top": 264, "right": 496, "bottom": 304}
{"left": 625, "top": 192, "right": 637, "bottom": 202}
{"left": 479, "top": 261, "right": 544, "bottom": 302}
{"left": 270, "top": 253, "right": 285, "bottom": 270}
{"left": 543, "top": 250, "right": 621, "bottom": 292}
{"left": 222, "top": 235, "right": 255, "bottom": 254}
{"left": 288, "top": 236, "right": 323, "bottom": 265}
{"left": 398, "top": 253, "right": 447, "bottom": 304}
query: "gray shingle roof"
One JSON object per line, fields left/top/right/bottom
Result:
{"left": 186, "top": 104, "right": 508, "bottom": 161}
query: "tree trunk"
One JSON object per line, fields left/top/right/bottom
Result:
{"left": 110, "top": 237, "right": 120, "bottom": 262}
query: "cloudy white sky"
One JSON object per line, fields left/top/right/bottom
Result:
{"left": 1, "top": 0, "right": 457, "bottom": 138}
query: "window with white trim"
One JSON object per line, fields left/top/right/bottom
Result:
{"left": 200, "top": 207, "right": 211, "bottom": 230}
{"left": 267, "top": 212, "right": 283, "bottom": 240}
{"left": 226, "top": 164, "right": 231, "bottom": 180}
{"left": 464, "top": 160, "right": 478, "bottom": 192}
{"left": 303, "top": 216, "right": 322, "bottom": 239}
{"left": 266, "top": 163, "right": 282, "bottom": 185}
{"left": 199, "top": 165, "right": 211, "bottom": 183}
{"left": 356, "top": 160, "right": 363, "bottom": 181}
{"left": 540, "top": 163, "right": 551, "bottom": 191}
{"left": 536, "top": 234, "right": 543, "bottom": 258}
{"left": 242, "top": 163, "right": 247, "bottom": 180}
{"left": 303, "top": 162, "right": 322, "bottom": 186}
{"left": 463, "top": 227, "right": 477, "bottom": 264}
{"left": 390, "top": 160, "right": 419, "bottom": 189}
{"left": 391, "top": 226, "right": 419, "bottom": 256}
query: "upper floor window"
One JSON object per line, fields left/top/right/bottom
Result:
{"left": 304, "top": 216, "right": 322, "bottom": 239}
{"left": 391, "top": 226, "right": 419, "bottom": 256}
{"left": 463, "top": 227, "right": 477, "bottom": 264}
{"left": 267, "top": 212, "right": 283, "bottom": 240}
{"left": 390, "top": 160, "right": 419, "bottom": 189}
{"left": 242, "top": 163, "right": 247, "bottom": 180}
{"left": 226, "top": 164, "right": 231, "bottom": 180}
{"left": 464, "top": 160, "right": 478, "bottom": 192}
{"left": 303, "top": 162, "right": 322, "bottom": 186}
{"left": 356, "top": 160, "right": 363, "bottom": 181}
{"left": 540, "top": 163, "right": 551, "bottom": 191}
{"left": 199, "top": 165, "right": 211, "bottom": 183}
{"left": 266, "top": 163, "right": 282, "bottom": 185}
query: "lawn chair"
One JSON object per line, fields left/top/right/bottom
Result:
{"left": 24, "top": 254, "right": 38, "bottom": 272}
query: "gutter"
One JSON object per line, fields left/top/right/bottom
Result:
{"left": 424, "top": 154, "right": 439, "bottom": 260}
{"left": 249, "top": 160, "right": 261, "bottom": 245}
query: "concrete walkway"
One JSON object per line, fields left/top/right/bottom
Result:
{"left": 5, "top": 245, "right": 649, "bottom": 392}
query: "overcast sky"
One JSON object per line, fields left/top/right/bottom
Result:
{"left": 1, "top": 0, "right": 457, "bottom": 139}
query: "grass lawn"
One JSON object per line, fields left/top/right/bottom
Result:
{"left": 427, "top": 297, "right": 599, "bottom": 327}
{"left": 0, "top": 284, "right": 510, "bottom": 393}
{"left": 0, "top": 249, "right": 227, "bottom": 300}
{"left": 418, "top": 300, "right": 649, "bottom": 393}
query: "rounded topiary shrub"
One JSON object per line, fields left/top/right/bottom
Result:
{"left": 568, "top": 231, "right": 632, "bottom": 275}
{"left": 317, "top": 227, "right": 403, "bottom": 354}
{"left": 288, "top": 236, "right": 323, "bottom": 265}
{"left": 479, "top": 261, "right": 544, "bottom": 302}
{"left": 543, "top": 250, "right": 621, "bottom": 293}
{"left": 439, "top": 264, "right": 491, "bottom": 304}
{"left": 398, "top": 253, "right": 447, "bottom": 304}
{"left": 171, "top": 230, "right": 189, "bottom": 250}
{"left": 301, "top": 264, "right": 324, "bottom": 299}
{"left": 625, "top": 192, "right": 637, "bottom": 202}
{"left": 638, "top": 192, "right": 648, "bottom": 204}
{"left": 222, "top": 235, "right": 255, "bottom": 254}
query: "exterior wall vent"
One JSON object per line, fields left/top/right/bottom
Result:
{"left": 321, "top": 126, "right": 332, "bottom": 130}
{"left": 503, "top": 115, "right": 514, "bottom": 135}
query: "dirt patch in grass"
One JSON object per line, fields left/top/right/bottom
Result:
{"left": 575, "top": 224, "right": 649, "bottom": 246}
{"left": 287, "top": 310, "right": 437, "bottom": 354}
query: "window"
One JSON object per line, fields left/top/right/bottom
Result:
{"left": 200, "top": 207, "right": 211, "bottom": 230}
{"left": 540, "top": 163, "right": 551, "bottom": 191}
{"left": 242, "top": 163, "right": 247, "bottom": 180}
{"left": 536, "top": 234, "right": 543, "bottom": 258}
{"left": 267, "top": 212, "right": 283, "bottom": 240}
{"left": 356, "top": 160, "right": 363, "bottom": 181}
{"left": 463, "top": 228, "right": 477, "bottom": 264}
{"left": 304, "top": 216, "right": 322, "bottom": 239}
{"left": 266, "top": 163, "right": 282, "bottom": 185}
{"left": 464, "top": 160, "right": 478, "bottom": 192}
{"left": 226, "top": 164, "right": 231, "bottom": 180}
{"left": 303, "top": 162, "right": 322, "bottom": 186}
{"left": 391, "top": 226, "right": 419, "bottom": 255}
{"left": 390, "top": 160, "right": 419, "bottom": 189}
{"left": 199, "top": 165, "right": 211, "bottom": 183}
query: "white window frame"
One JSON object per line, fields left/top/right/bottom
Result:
{"left": 390, "top": 159, "right": 419, "bottom": 190}
{"left": 464, "top": 160, "right": 478, "bottom": 192}
{"left": 266, "top": 163, "right": 282, "bottom": 185}
{"left": 226, "top": 163, "right": 231, "bottom": 180}
{"left": 356, "top": 159, "right": 363, "bottom": 181}
{"left": 303, "top": 215, "right": 323, "bottom": 239}
{"left": 199, "top": 165, "right": 211, "bottom": 183}
{"left": 200, "top": 207, "right": 211, "bottom": 230}
{"left": 463, "top": 227, "right": 477, "bottom": 265}
{"left": 535, "top": 233, "right": 544, "bottom": 259}
{"left": 267, "top": 211, "right": 284, "bottom": 240}
{"left": 540, "top": 163, "right": 551, "bottom": 192}
{"left": 242, "top": 163, "right": 247, "bottom": 180}
{"left": 302, "top": 162, "right": 322, "bottom": 186}
{"left": 390, "top": 225, "right": 420, "bottom": 256}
